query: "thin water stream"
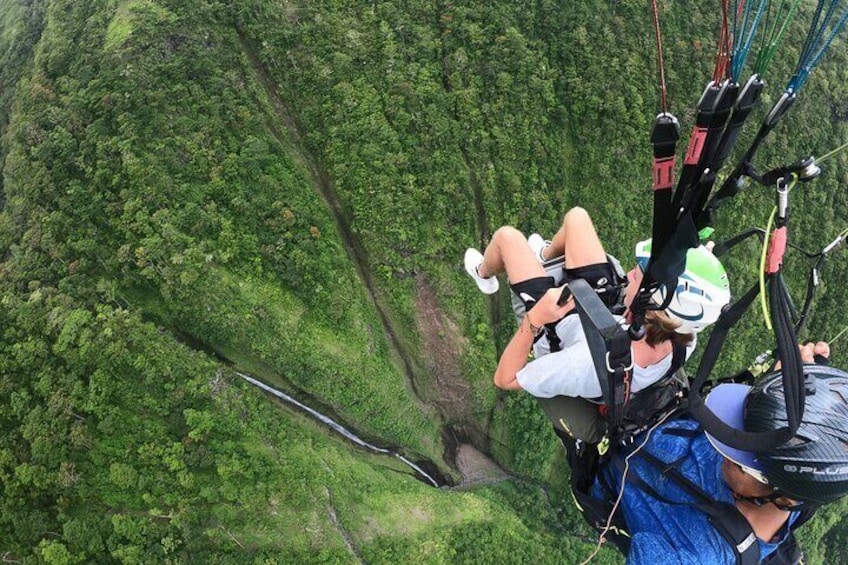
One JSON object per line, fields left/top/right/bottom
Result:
{"left": 238, "top": 373, "right": 442, "bottom": 487}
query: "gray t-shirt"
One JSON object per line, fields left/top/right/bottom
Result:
{"left": 516, "top": 314, "right": 695, "bottom": 399}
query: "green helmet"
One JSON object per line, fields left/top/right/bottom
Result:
{"left": 635, "top": 239, "right": 731, "bottom": 334}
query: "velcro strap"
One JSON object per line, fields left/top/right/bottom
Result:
{"left": 766, "top": 226, "right": 787, "bottom": 274}
{"left": 653, "top": 156, "right": 676, "bottom": 190}
{"left": 684, "top": 126, "right": 708, "bottom": 165}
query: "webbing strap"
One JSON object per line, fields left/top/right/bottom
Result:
{"left": 652, "top": 113, "right": 680, "bottom": 191}
{"left": 633, "top": 114, "right": 684, "bottom": 331}
{"left": 571, "top": 279, "right": 632, "bottom": 430}
{"left": 694, "top": 76, "right": 765, "bottom": 229}
{"left": 682, "top": 83, "right": 739, "bottom": 217}
{"left": 687, "top": 275, "right": 805, "bottom": 451}
{"left": 699, "top": 90, "right": 796, "bottom": 228}
{"left": 712, "top": 76, "right": 764, "bottom": 176}
{"left": 770, "top": 273, "right": 806, "bottom": 432}
{"left": 666, "top": 341, "right": 687, "bottom": 379}
{"left": 672, "top": 80, "right": 735, "bottom": 215}
{"left": 544, "top": 321, "right": 562, "bottom": 352}
{"left": 631, "top": 212, "right": 700, "bottom": 339}
{"left": 647, "top": 212, "right": 701, "bottom": 297}
{"left": 711, "top": 227, "right": 765, "bottom": 257}
{"left": 650, "top": 113, "right": 681, "bottom": 262}
{"left": 548, "top": 254, "right": 627, "bottom": 353}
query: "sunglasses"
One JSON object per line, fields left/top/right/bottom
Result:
{"left": 732, "top": 490, "right": 807, "bottom": 512}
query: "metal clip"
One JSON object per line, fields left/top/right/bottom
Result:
{"left": 776, "top": 177, "right": 790, "bottom": 221}
{"left": 606, "top": 352, "right": 634, "bottom": 373}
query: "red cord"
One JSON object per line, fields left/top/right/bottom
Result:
{"left": 651, "top": 0, "right": 669, "bottom": 113}
{"left": 713, "top": 0, "right": 732, "bottom": 82}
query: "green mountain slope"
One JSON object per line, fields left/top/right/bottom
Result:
{"left": 1, "top": 0, "right": 847, "bottom": 562}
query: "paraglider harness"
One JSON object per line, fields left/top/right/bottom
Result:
{"left": 559, "top": 279, "right": 817, "bottom": 565}
{"left": 532, "top": 253, "right": 689, "bottom": 440}
{"left": 557, "top": 2, "right": 848, "bottom": 559}
{"left": 559, "top": 151, "right": 821, "bottom": 565}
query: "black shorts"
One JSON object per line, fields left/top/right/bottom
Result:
{"left": 565, "top": 262, "right": 622, "bottom": 309}
{"left": 509, "top": 276, "right": 557, "bottom": 312}
{"left": 510, "top": 261, "right": 622, "bottom": 311}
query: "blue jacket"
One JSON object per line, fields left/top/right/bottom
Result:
{"left": 592, "top": 418, "right": 799, "bottom": 565}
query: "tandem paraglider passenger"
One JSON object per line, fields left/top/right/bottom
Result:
{"left": 463, "top": 206, "right": 730, "bottom": 443}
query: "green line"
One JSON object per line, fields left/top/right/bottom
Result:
{"left": 818, "top": 140, "right": 848, "bottom": 163}
{"left": 828, "top": 324, "right": 848, "bottom": 346}
{"left": 759, "top": 176, "right": 798, "bottom": 330}
{"left": 760, "top": 206, "right": 777, "bottom": 331}
{"left": 755, "top": 0, "right": 803, "bottom": 74}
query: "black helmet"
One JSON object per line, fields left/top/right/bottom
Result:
{"left": 745, "top": 365, "right": 848, "bottom": 505}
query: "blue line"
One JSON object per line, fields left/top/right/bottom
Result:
{"left": 733, "top": 0, "right": 769, "bottom": 79}
{"left": 788, "top": 1, "right": 847, "bottom": 92}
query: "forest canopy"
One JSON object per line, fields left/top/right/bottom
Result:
{"left": 1, "top": 0, "right": 847, "bottom": 563}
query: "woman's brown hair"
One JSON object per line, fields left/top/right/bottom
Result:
{"left": 644, "top": 309, "right": 694, "bottom": 348}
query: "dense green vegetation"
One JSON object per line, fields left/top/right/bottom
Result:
{"left": 1, "top": 0, "right": 846, "bottom": 562}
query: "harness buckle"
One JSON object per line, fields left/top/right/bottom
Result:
{"left": 736, "top": 533, "right": 757, "bottom": 554}
{"left": 619, "top": 432, "right": 637, "bottom": 447}
{"left": 597, "top": 436, "right": 610, "bottom": 456}
{"left": 606, "top": 352, "right": 634, "bottom": 373}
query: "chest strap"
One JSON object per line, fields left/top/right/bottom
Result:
{"left": 569, "top": 278, "right": 633, "bottom": 431}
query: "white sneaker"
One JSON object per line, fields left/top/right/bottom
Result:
{"left": 464, "top": 248, "right": 499, "bottom": 295}
{"left": 528, "top": 233, "right": 551, "bottom": 263}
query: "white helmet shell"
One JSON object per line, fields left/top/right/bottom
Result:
{"left": 635, "top": 239, "right": 731, "bottom": 334}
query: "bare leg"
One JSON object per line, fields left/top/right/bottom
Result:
{"left": 478, "top": 226, "right": 546, "bottom": 284}
{"left": 545, "top": 207, "right": 607, "bottom": 268}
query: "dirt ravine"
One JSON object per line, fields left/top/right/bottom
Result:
{"left": 413, "top": 278, "right": 470, "bottom": 421}
{"left": 413, "top": 277, "right": 508, "bottom": 484}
